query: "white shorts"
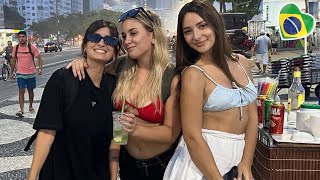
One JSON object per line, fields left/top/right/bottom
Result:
{"left": 255, "top": 53, "right": 268, "bottom": 65}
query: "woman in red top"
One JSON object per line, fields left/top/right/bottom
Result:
{"left": 67, "top": 7, "right": 181, "bottom": 180}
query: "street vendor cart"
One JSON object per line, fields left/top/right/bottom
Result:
{"left": 252, "top": 126, "right": 320, "bottom": 180}
{"left": 269, "top": 54, "right": 320, "bottom": 98}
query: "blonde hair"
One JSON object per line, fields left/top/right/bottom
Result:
{"left": 113, "top": 9, "right": 169, "bottom": 111}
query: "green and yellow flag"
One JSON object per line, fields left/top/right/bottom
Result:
{"left": 279, "top": 3, "right": 315, "bottom": 40}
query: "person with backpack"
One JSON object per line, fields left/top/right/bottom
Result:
{"left": 10, "top": 31, "right": 43, "bottom": 117}
{"left": 27, "top": 20, "right": 121, "bottom": 180}
{"left": 67, "top": 7, "right": 181, "bottom": 180}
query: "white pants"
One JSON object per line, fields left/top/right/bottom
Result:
{"left": 163, "top": 129, "right": 245, "bottom": 180}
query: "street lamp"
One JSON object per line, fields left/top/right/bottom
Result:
{"left": 55, "top": 0, "right": 60, "bottom": 44}
{"left": 57, "top": 19, "right": 60, "bottom": 44}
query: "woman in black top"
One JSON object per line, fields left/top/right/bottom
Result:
{"left": 27, "top": 20, "right": 120, "bottom": 180}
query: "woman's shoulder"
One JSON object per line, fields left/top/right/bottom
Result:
{"left": 181, "top": 65, "right": 205, "bottom": 81}
{"left": 233, "top": 54, "right": 252, "bottom": 75}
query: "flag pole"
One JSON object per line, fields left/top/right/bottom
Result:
{"left": 304, "top": 37, "right": 308, "bottom": 54}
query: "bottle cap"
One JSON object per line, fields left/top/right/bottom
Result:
{"left": 293, "top": 71, "right": 301, "bottom": 77}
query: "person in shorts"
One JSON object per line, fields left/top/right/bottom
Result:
{"left": 10, "top": 31, "right": 43, "bottom": 117}
{"left": 271, "top": 31, "right": 279, "bottom": 55}
{"left": 254, "top": 29, "right": 271, "bottom": 74}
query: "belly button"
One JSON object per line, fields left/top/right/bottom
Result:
{"left": 137, "top": 145, "right": 142, "bottom": 151}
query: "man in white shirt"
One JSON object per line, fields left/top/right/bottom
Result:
{"left": 254, "top": 29, "right": 271, "bottom": 74}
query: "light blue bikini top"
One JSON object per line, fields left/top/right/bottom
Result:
{"left": 185, "top": 63, "right": 257, "bottom": 120}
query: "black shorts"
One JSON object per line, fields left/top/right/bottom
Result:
{"left": 272, "top": 43, "right": 278, "bottom": 48}
{"left": 119, "top": 145, "right": 176, "bottom": 180}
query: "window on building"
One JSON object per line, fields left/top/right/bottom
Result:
{"left": 32, "top": 13, "right": 35, "bottom": 16}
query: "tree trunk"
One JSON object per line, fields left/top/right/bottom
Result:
{"left": 305, "top": 0, "right": 309, "bottom": 13}
{"left": 220, "top": 0, "right": 224, "bottom": 12}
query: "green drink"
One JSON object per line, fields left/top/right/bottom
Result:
{"left": 113, "top": 128, "right": 128, "bottom": 144}
{"left": 112, "top": 111, "right": 128, "bottom": 145}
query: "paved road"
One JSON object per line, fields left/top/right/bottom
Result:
{"left": 0, "top": 47, "right": 80, "bottom": 180}
{"left": 0, "top": 48, "right": 318, "bottom": 180}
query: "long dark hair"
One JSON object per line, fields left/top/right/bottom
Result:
{"left": 176, "top": 0, "right": 241, "bottom": 87}
{"left": 81, "top": 19, "right": 120, "bottom": 59}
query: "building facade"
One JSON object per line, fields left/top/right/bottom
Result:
{"left": 71, "top": 0, "right": 83, "bottom": 14}
{"left": 15, "top": 0, "right": 84, "bottom": 27}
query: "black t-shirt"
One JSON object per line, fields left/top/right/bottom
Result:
{"left": 33, "top": 69, "right": 115, "bottom": 180}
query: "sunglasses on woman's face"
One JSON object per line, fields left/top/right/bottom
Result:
{"left": 86, "top": 34, "right": 119, "bottom": 46}
{"left": 118, "top": 7, "right": 153, "bottom": 22}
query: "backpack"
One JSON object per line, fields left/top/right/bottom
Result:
{"left": 161, "top": 63, "right": 176, "bottom": 103}
{"left": 24, "top": 68, "right": 116, "bottom": 151}
{"left": 15, "top": 42, "right": 35, "bottom": 66}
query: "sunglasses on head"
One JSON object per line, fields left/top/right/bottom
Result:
{"left": 86, "top": 34, "right": 119, "bottom": 46}
{"left": 118, "top": 7, "right": 153, "bottom": 22}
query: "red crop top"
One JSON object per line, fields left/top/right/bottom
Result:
{"left": 115, "top": 98, "right": 164, "bottom": 124}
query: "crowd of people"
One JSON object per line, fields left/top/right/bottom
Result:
{"left": 8, "top": 0, "right": 259, "bottom": 179}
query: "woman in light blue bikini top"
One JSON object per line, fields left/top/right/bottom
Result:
{"left": 183, "top": 61, "right": 257, "bottom": 120}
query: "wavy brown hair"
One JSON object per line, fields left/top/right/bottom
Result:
{"left": 176, "top": 0, "right": 242, "bottom": 87}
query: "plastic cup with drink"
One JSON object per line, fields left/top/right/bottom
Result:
{"left": 113, "top": 96, "right": 128, "bottom": 145}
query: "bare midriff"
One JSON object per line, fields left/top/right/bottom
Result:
{"left": 202, "top": 107, "right": 249, "bottom": 134}
{"left": 125, "top": 119, "right": 173, "bottom": 159}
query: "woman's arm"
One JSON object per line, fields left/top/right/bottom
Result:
{"left": 120, "top": 76, "right": 181, "bottom": 144}
{"left": 27, "top": 129, "right": 56, "bottom": 180}
{"left": 237, "top": 56, "right": 258, "bottom": 180}
{"left": 180, "top": 68, "right": 222, "bottom": 180}
{"left": 109, "top": 142, "right": 120, "bottom": 180}
{"left": 66, "top": 56, "right": 124, "bottom": 80}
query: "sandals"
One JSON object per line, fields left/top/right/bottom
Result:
{"left": 29, "top": 108, "right": 36, "bottom": 114}
{"left": 16, "top": 111, "right": 24, "bottom": 117}
{"left": 16, "top": 108, "right": 35, "bottom": 117}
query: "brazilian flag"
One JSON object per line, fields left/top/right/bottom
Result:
{"left": 279, "top": 3, "right": 315, "bottom": 40}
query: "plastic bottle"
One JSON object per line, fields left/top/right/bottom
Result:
{"left": 287, "top": 67, "right": 305, "bottom": 125}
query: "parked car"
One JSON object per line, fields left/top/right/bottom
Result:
{"left": 44, "top": 42, "right": 62, "bottom": 53}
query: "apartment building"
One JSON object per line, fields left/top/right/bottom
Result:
{"left": 71, "top": 0, "right": 83, "bottom": 14}
{"left": 2, "top": 0, "right": 17, "bottom": 11}
{"left": 83, "top": 0, "right": 104, "bottom": 13}
{"left": 16, "top": 0, "right": 84, "bottom": 27}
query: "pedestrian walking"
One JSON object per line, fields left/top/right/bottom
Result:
{"left": 253, "top": 29, "right": 271, "bottom": 75}
{"left": 1, "top": 40, "right": 13, "bottom": 63}
{"left": 27, "top": 20, "right": 120, "bottom": 180}
{"left": 271, "top": 31, "right": 279, "bottom": 55}
{"left": 163, "top": 0, "right": 258, "bottom": 179}
{"left": 67, "top": 7, "right": 181, "bottom": 180}
{"left": 10, "top": 31, "right": 43, "bottom": 117}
